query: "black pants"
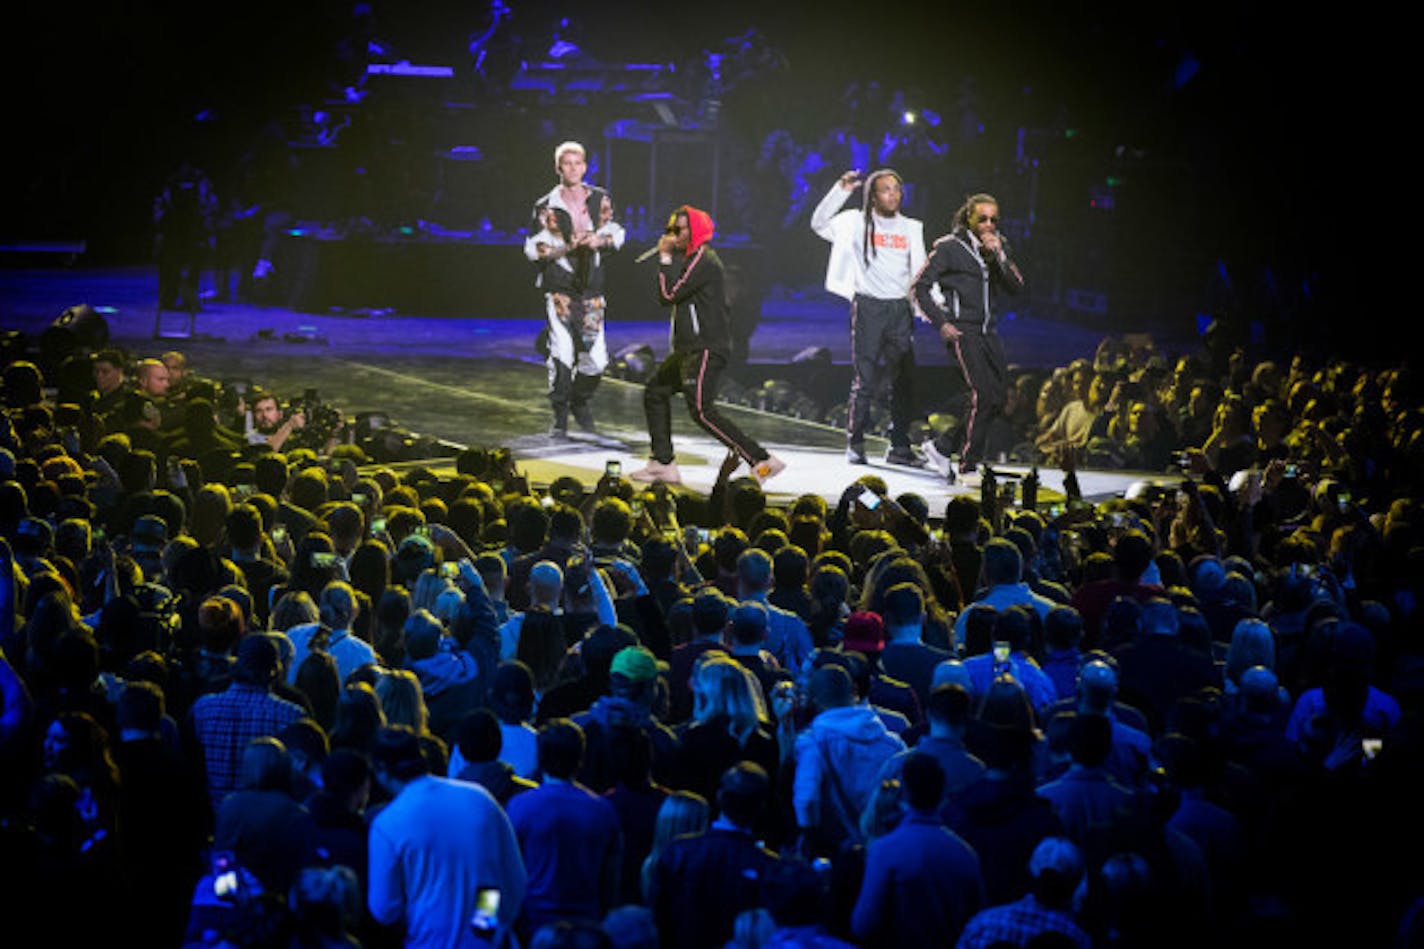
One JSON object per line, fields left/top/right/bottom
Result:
{"left": 847, "top": 294, "right": 916, "bottom": 450}
{"left": 644, "top": 348, "right": 768, "bottom": 465}
{"left": 935, "top": 327, "right": 1008, "bottom": 466}
{"left": 549, "top": 361, "right": 601, "bottom": 430}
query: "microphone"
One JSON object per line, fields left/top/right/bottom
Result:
{"left": 634, "top": 244, "right": 662, "bottom": 263}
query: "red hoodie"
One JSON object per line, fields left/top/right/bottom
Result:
{"left": 656, "top": 205, "right": 731, "bottom": 357}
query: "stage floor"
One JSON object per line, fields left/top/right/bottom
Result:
{"left": 1, "top": 265, "right": 1187, "bottom": 513}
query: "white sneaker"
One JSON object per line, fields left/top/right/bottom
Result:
{"left": 629, "top": 460, "right": 683, "bottom": 484}
{"left": 921, "top": 439, "right": 953, "bottom": 479}
{"left": 752, "top": 456, "right": 787, "bottom": 484}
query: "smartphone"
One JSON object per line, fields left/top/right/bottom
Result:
{"left": 371, "top": 516, "right": 387, "bottom": 534}
{"left": 233, "top": 482, "right": 256, "bottom": 501}
{"left": 212, "top": 851, "right": 239, "bottom": 902}
{"left": 312, "top": 552, "right": 341, "bottom": 568}
{"left": 697, "top": 527, "right": 712, "bottom": 543}
{"left": 1283, "top": 463, "right": 1299, "bottom": 478}
{"left": 992, "top": 641, "right": 1011, "bottom": 665}
{"left": 440, "top": 561, "right": 459, "bottom": 579}
{"left": 606, "top": 460, "right": 622, "bottom": 478}
{"left": 214, "top": 870, "right": 239, "bottom": 901}
{"left": 351, "top": 492, "right": 368, "bottom": 507}
{"left": 1338, "top": 493, "right": 1351, "bottom": 512}
{"left": 1362, "top": 738, "right": 1383, "bottom": 761}
{"left": 470, "top": 887, "right": 500, "bottom": 934}
{"left": 858, "top": 487, "right": 881, "bottom": 510}
{"left": 540, "top": 494, "right": 556, "bottom": 509}
{"left": 271, "top": 525, "right": 289, "bottom": 546}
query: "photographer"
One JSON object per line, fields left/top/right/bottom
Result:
{"left": 242, "top": 389, "right": 345, "bottom": 455}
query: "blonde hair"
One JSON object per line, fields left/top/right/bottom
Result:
{"left": 375, "top": 668, "right": 429, "bottom": 735}
{"left": 553, "top": 140, "right": 586, "bottom": 170}
{"left": 641, "top": 791, "right": 709, "bottom": 902}
{"left": 693, "top": 656, "right": 769, "bottom": 746}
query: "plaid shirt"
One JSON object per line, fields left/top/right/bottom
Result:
{"left": 957, "top": 895, "right": 1092, "bottom": 949}
{"left": 190, "top": 682, "right": 304, "bottom": 808}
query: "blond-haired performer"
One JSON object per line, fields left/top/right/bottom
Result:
{"left": 524, "top": 141, "right": 625, "bottom": 437}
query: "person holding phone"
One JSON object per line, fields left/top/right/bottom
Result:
{"left": 811, "top": 168, "right": 928, "bottom": 467}
{"left": 368, "top": 727, "right": 527, "bottom": 945}
{"left": 629, "top": 206, "right": 785, "bottom": 486}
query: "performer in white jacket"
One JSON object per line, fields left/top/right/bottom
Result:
{"left": 811, "top": 168, "right": 927, "bottom": 466}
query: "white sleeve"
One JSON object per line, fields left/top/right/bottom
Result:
{"left": 811, "top": 183, "right": 855, "bottom": 240}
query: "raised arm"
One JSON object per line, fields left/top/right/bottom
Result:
{"left": 810, "top": 171, "right": 860, "bottom": 240}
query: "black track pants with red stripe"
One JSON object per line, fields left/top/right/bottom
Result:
{"left": 644, "top": 348, "right": 768, "bottom": 465}
{"left": 933, "top": 326, "right": 1008, "bottom": 467}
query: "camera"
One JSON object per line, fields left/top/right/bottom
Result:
{"left": 287, "top": 388, "right": 345, "bottom": 450}
{"left": 605, "top": 459, "right": 622, "bottom": 478}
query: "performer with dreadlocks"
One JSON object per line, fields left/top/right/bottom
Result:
{"left": 811, "top": 169, "right": 927, "bottom": 467}
{"left": 913, "top": 193, "right": 1026, "bottom": 484}
{"left": 525, "top": 140, "right": 625, "bottom": 438}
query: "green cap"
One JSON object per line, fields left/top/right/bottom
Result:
{"left": 609, "top": 645, "right": 658, "bottom": 684}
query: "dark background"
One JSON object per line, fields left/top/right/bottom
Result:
{"left": 1, "top": 1, "right": 1379, "bottom": 359}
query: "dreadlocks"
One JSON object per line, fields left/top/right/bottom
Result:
{"left": 862, "top": 169, "right": 904, "bottom": 267}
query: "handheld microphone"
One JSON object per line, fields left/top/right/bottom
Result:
{"left": 635, "top": 245, "right": 662, "bottom": 263}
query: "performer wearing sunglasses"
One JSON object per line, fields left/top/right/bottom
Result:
{"left": 913, "top": 193, "right": 1026, "bottom": 483}
{"left": 629, "top": 206, "right": 785, "bottom": 486}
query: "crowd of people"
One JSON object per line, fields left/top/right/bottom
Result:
{"left": 1, "top": 330, "right": 1422, "bottom": 949}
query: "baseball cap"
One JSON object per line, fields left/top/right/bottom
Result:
{"left": 609, "top": 645, "right": 659, "bottom": 684}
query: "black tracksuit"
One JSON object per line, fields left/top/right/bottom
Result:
{"left": 646, "top": 210, "right": 769, "bottom": 466}
{"left": 913, "top": 228, "right": 1026, "bottom": 467}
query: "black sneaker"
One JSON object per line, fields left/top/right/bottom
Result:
{"left": 885, "top": 447, "right": 927, "bottom": 468}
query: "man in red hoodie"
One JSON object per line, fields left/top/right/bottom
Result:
{"left": 630, "top": 206, "right": 785, "bottom": 486}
